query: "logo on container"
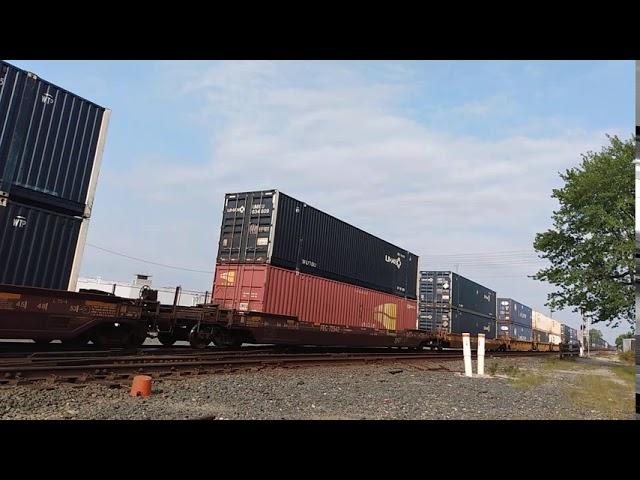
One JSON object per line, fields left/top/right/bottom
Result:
{"left": 12, "top": 216, "right": 27, "bottom": 228}
{"left": 301, "top": 259, "right": 317, "bottom": 268}
{"left": 220, "top": 271, "right": 236, "bottom": 285}
{"left": 248, "top": 224, "right": 271, "bottom": 235}
{"left": 41, "top": 93, "right": 54, "bottom": 105}
{"left": 226, "top": 206, "right": 245, "bottom": 214}
{"left": 385, "top": 255, "right": 402, "bottom": 269}
{"left": 483, "top": 293, "right": 491, "bottom": 301}
{"left": 250, "top": 204, "right": 270, "bottom": 215}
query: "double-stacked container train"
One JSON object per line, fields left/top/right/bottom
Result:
{"left": 0, "top": 60, "right": 582, "bottom": 352}
{"left": 417, "top": 271, "right": 497, "bottom": 349}
{"left": 0, "top": 61, "right": 110, "bottom": 291}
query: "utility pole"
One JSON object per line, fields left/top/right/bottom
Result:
{"left": 586, "top": 314, "right": 591, "bottom": 358}
{"left": 579, "top": 306, "right": 586, "bottom": 357}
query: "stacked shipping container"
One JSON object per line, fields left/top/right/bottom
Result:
{"left": 212, "top": 190, "right": 419, "bottom": 332}
{"left": 0, "top": 61, "right": 110, "bottom": 290}
{"left": 531, "top": 311, "right": 561, "bottom": 344}
{"left": 418, "top": 271, "right": 496, "bottom": 338}
{"left": 497, "top": 298, "right": 532, "bottom": 341}
{"left": 561, "top": 324, "right": 579, "bottom": 345}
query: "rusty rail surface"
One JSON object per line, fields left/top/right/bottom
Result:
{"left": 0, "top": 348, "right": 557, "bottom": 386}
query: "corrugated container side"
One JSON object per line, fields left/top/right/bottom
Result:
{"left": 549, "top": 333, "right": 561, "bottom": 345}
{"left": 0, "top": 198, "right": 82, "bottom": 289}
{"left": 216, "top": 190, "right": 418, "bottom": 299}
{"left": 452, "top": 272, "right": 496, "bottom": 317}
{"left": 497, "top": 298, "right": 532, "bottom": 327}
{"left": 212, "top": 263, "right": 418, "bottom": 332}
{"left": 533, "top": 329, "right": 550, "bottom": 343}
{"left": 497, "top": 321, "right": 532, "bottom": 341}
{"left": 561, "top": 324, "right": 578, "bottom": 343}
{"left": 418, "top": 305, "right": 497, "bottom": 339}
{"left": 0, "top": 61, "right": 107, "bottom": 216}
{"left": 419, "top": 271, "right": 496, "bottom": 318}
{"left": 450, "top": 309, "right": 496, "bottom": 338}
{"left": 217, "top": 190, "right": 275, "bottom": 264}
{"left": 532, "top": 310, "right": 554, "bottom": 333}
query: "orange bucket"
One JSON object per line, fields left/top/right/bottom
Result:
{"left": 130, "top": 375, "right": 152, "bottom": 397}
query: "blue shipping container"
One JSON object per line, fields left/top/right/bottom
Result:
{"left": 497, "top": 298, "right": 532, "bottom": 327}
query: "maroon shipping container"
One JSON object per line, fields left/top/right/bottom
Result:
{"left": 213, "top": 263, "right": 418, "bottom": 332}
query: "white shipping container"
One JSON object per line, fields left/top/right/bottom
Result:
{"left": 549, "top": 334, "right": 561, "bottom": 345}
{"left": 551, "top": 319, "right": 562, "bottom": 336}
{"left": 532, "top": 310, "right": 554, "bottom": 333}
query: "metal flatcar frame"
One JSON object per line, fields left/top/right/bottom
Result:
{"left": 0, "top": 283, "right": 560, "bottom": 352}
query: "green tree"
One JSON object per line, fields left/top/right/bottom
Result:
{"left": 589, "top": 329, "right": 603, "bottom": 344}
{"left": 533, "top": 135, "right": 634, "bottom": 328}
{"left": 615, "top": 331, "right": 635, "bottom": 349}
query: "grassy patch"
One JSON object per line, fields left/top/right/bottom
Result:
{"left": 511, "top": 372, "right": 545, "bottom": 389}
{"left": 503, "top": 364, "right": 546, "bottom": 389}
{"left": 504, "top": 365, "right": 520, "bottom": 377}
{"left": 611, "top": 364, "right": 635, "bottom": 384}
{"left": 541, "top": 357, "right": 599, "bottom": 372}
{"left": 618, "top": 350, "right": 635, "bottom": 365}
{"left": 568, "top": 374, "right": 634, "bottom": 418}
{"left": 487, "top": 361, "right": 499, "bottom": 376}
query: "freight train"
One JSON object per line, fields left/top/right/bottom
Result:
{"left": 0, "top": 61, "right": 580, "bottom": 352}
{"left": 0, "top": 281, "right": 562, "bottom": 352}
{"left": 0, "top": 189, "right": 573, "bottom": 353}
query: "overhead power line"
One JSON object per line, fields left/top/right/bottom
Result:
{"left": 421, "top": 249, "right": 536, "bottom": 257}
{"left": 86, "top": 243, "right": 545, "bottom": 276}
{"left": 86, "top": 243, "right": 214, "bottom": 274}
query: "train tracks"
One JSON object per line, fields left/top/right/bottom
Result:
{"left": 0, "top": 346, "right": 557, "bottom": 386}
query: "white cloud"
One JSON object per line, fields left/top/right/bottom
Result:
{"left": 86, "top": 61, "right": 630, "bottom": 339}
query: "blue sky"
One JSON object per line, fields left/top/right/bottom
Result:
{"left": 8, "top": 60, "right": 634, "bottom": 343}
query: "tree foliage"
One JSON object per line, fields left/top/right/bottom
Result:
{"left": 589, "top": 329, "right": 603, "bottom": 343}
{"left": 533, "top": 135, "right": 634, "bottom": 327}
{"left": 614, "top": 331, "right": 635, "bottom": 349}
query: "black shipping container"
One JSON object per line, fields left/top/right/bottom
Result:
{"left": 419, "top": 271, "right": 496, "bottom": 318}
{"left": 0, "top": 198, "right": 84, "bottom": 290}
{"left": 561, "top": 324, "right": 578, "bottom": 344}
{"left": 418, "top": 305, "right": 496, "bottom": 339}
{"left": 0, "top": 61, "right": 109, "bottom": 217}
{"left": 217, "top": 190, "right": 418, "bottom": 299}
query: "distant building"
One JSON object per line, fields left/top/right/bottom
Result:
{"left": 622, "top": 337, "right": 636, "bottom": 353}
{"left": 77, "top": 274, "right": 210, "bottom": 306}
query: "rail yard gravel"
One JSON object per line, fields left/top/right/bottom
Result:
{"left": 0, "top": 355, "right": 633, "bottom": 420}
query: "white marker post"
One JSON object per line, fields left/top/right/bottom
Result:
{"left": 462, "top": 333, "right": 472, "bottom": 377}
{"left": 477, "top": 334, "right": 485, "bottom": 376}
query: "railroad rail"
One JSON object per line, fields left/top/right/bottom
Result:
{"left": 0, "top": 347, "right": 558, "bottom": 386}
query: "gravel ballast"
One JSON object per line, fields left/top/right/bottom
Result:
{"left": 0, "top": 356, "right": 634, "bottom": 420}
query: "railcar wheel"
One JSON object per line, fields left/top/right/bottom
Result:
{"left": 157, "top": 332, "right": 177, "bottom": 346}
{"left": 128, "top": 329, "right": 147, "bottom": 348}
{"left": 92, "top": 323, "right": 136, "bottom": 348}
{"left": 189, "top": 326, "right": 210, "bottom": 349}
